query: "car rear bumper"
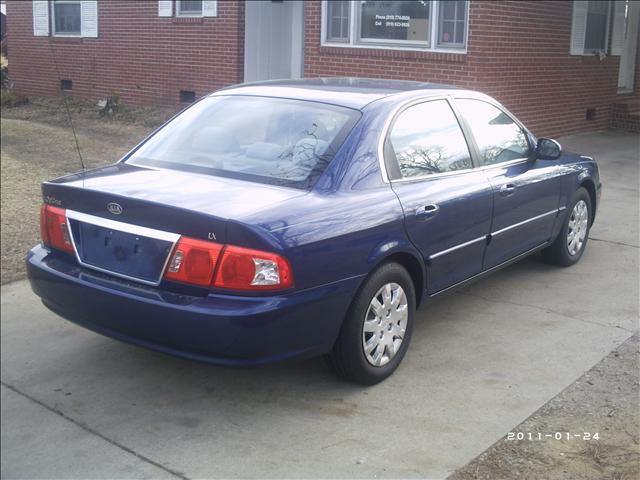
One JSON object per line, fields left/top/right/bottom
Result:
{"left": 26, "top": 245, "right": 362, "bottom": 366}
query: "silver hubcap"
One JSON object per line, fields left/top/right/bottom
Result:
{"left": 567, "top": 200, "right": 589, "bottom": 256}
{"left": 362, "top": 283, "right": 408, "bottom": 367}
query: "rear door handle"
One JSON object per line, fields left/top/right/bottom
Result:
{"left": 415, "top": 204, "right": 439, "bottom": 220}
{"left": 499, "top": 184, "right": 516, "bottom": 196}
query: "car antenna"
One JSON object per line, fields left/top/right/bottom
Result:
{"left": 48, "top": 40, "right": 86, "bottom": 184}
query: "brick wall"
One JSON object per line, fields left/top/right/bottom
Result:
{"left": 6, "top": 0, "right": 244, "bottom": 107}
{"left": 305, "top": 1, "right": 631, "bottom": 138}
{"left": 6, "top": 1, "right": 639, "bottom": 137}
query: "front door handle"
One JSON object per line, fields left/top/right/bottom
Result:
{"left": 499, "top": 183, "right": 516, "bottom": 197}
{"left": 415, "top": 204, "right": 440, "bottom": 220}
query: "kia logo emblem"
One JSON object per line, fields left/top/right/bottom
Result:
{"left": 107, "top": 202, "right": 123, "bottom": 215}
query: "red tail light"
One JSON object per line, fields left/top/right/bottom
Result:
{"left": 163, "top": 236, "right": 224, "bottom": 287}
{"left": 163, "top": 239, "right": 293, "bottom": 291}
{"left": 39, "top": 205, "right": 294, "bottom": 292}
{"left": 213, "top": 245, "right": 293, "bottom": 291}
{"left": 40, "top": 204, "right": 74, "bottom": 254}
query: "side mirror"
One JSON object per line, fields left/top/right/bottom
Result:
{"left": 536, "top": 138, "right": 562, "bottom": 160}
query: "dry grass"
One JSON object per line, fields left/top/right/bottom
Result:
{"left": 0, "top": 98, "right": 176, "bottom": 284}
{"left": 449, "top": 334, "right": 640, "bottom": 480}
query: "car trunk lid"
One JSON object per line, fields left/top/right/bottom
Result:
{"left": 42, "top": 163, "right": 306, "bottom": 285}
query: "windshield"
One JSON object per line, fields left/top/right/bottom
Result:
{"left": 127, "top": 95, "right": 360, "bottom": 189}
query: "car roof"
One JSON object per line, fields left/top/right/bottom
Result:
{"left": 210, "top": 77, "right": 465, "bottom": 110}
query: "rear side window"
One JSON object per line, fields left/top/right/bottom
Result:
{"left": 127, "top": 96, "right": 360, "bottom": 189}
{"left": 455, "top": 99, "right": 531, "bottom": 166}
{"left": 388, "top": 99, "right": 472, "bottom": 179}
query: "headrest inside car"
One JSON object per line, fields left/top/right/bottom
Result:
{"left": 191, "top": 126, "right": 240, "bottom": 154}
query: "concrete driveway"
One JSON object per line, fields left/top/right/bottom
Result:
{"left": 1, "top": 131, "right": 638, "bottom": 479}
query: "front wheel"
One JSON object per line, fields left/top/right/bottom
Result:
{"left": 542, "top": 187, "right": 591, "bottom": 267}
{"left": 328, "top": 262, "right": 415, "bottom": 385}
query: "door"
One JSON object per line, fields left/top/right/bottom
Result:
{"left": 617, "top": 0, "right": 640, "bottom": 93}
{"left": 244, "top": 1, "right": 304, "bottom": 82}
{"left": 454, "top": 98, "right": 561, "bottom": 269}
{"left": 387, "top": 99, "right": 493, "bottom": 294}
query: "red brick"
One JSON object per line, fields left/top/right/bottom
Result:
{"left": 5, "top": 0, "right": 640, "bottom": 137}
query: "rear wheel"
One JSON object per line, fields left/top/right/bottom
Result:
{"left": 328, "top": 262, "right": 415, "bottom": 385}
{"left": 542, "top": 187, "right": 591, "bottom": 267}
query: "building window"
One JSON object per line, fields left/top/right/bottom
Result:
{"left": 176, "top": 0, "right": 203, "bottom": 17}
{"left": 322, "top": 0, "right": 468, "bottom": 52}
{"left": 52, "top": 0, "right": 81, "bottom": 36}
{"left": 438, "top": 0, "right": 466, "bottom": 47}
{"left": 359, "top": 1, "right": 430, "bottom": 46}
{"left": 326, "top": 0, "right": 350, "bottom": 42}
{"left": 584, "top": 1, "right": 609, "bottom": 52}
{"left": 570, "top": 0, "right": 612, "bottom": 56}
{"left": 158, "top": 1, "right": 217, "bottom": 19}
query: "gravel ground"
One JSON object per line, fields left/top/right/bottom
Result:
{"left": 449, "top": 333, "right": 640, "bottom": 480}
{"left": 0, "top": 97, "right": 175, "bottom": 284}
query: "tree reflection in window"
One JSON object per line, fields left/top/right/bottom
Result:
{"left": 389, "top": 100, "right": 472, "bottom": 178}
{"left": 456, "top": 99, "right": 530, "bottom": 166}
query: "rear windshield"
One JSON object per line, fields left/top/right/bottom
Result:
{"left": 127, "top": 95, "right": 360, "bottom": 189}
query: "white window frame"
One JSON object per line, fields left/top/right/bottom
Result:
{"left": 584, "top": 0, "right": 612, "bottom": 54}
{"left": 437, "top": 0, "right": 467, "bottom": 49}
{"left": 321, "top": 0, "right": 469, "bottom": 54}
{"left": 571, "top": 0, "right": 613, "bottom": 56}
{"left": 176, "top": 0, "right": 204, "bottom": 18}
{"left": 51, "top": 0, "right": 82, "bottom": 37}
{"left": 325, "top": 0, "right": 351, "bottom": 42}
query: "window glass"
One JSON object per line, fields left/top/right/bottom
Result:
{"left": 389, "top": 100, "right": 472, "bottom": 178}
{"left": 438, "top": 1, "right": 467, "bottom": 47}
{"left": 456, "top": 99, "right": 531, "bottom": 166}
{"left": 585, "top": 0, "right": 608, "bottom": 52}
{"left": 53, "top": 1, "right": 81, "bottom": 35}
{"left": 359, "top": 0, "right": 430, "bottom": 44}
{"left": 323, "top": 1, "right": 468, "bottom": 51}
{"left": 327, "top": 0, "right": 351, "bottom": 42}
{"left": 127, "top": 96, "right": 360, "bottom": 189}
{"left": 178, "top": 0, "right": 203, "bottom": 16}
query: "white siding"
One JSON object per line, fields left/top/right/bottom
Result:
{"left": 203, "top": 1, "right": 217, "bottom": 17}
{"left": 158, "top": 0, "right": 173, "bottom": 17}
{"left": 81, "top": 0, "right": 99, "bottom": 38}
{"left": 33, "top": 0, "right": 50, "bottom": 36}
{"left": 570, "top": 0, "right": 589, "bottom": 55}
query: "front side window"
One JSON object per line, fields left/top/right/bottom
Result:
{"left": 455, "top": 99, "right": 531, "bottom": 166}
{"left": 584, "top": 0, "right": 609, "bottom": 52}
{"left": 177, "top": 0, "right": 203, "bottom": 17}
{"left": 52, "top": 0, "right": 81, "bottom": 36}
{"left": 388, "top": 100, "right": 472, "bottom": 179}
{"left": 127, "top": 96, "right": 360, "bottom": 189}
{"left": 322, "top": 0, "right": 468, "bottom": 52}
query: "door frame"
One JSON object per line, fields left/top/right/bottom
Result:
{"left": 243, "top": 0, "right": 304, "bottom": 83}
{"left": 618, "top": 0, "right": 640, "bottom": 93}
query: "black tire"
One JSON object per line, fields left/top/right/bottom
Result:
{"left": 542, "top": 187, "right": 592, "bottom": 267}
{"left": 328, "top": 262, "right": 416, "bottom": 385}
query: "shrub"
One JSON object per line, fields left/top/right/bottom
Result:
{"left": 97, "top": 91, "right": 123, "bottom": 116}
{"left": 0, "top": 54, "right": 8, "bottom": 89}
{"left": 1, "top": 88, "right": 28, "bottom": 108}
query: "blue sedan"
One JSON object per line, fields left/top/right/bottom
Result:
{"left": 27, "top": 78, "right": 601, "bottom": 384}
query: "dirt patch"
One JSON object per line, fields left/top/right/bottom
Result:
{"left": 0, "top": 98, "right": 178, "bottom": 284}
{"left": 448, "top": 334, "right": 639, "bottom": 480}
{"left": 1, "top": 96, "right": 176, "bottom": 130}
